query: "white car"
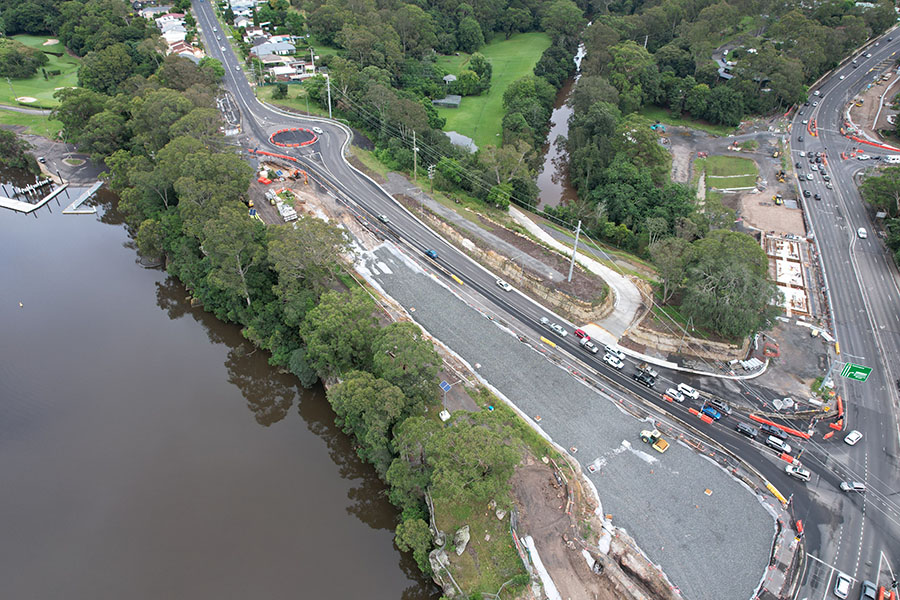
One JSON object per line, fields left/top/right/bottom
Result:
{"left": 765, "top": 435, "right": 792, "bottom": 454}
{"left": 495, "top": 279, "right": 512, "bottom": 292}
{"left": 812, "top": 101, "right": 818, "bottom": 106}
{"left": 235, "top": 65, "right": 240, "bottom": 71}
{"left": 549, "top": 323, "right": 567, "bottom": 337}
{"left": 844, "top": 430, "right": 863, "bottom": 445}
{"left": 840, "top": 481, "right": 866, "bottom": 493}
{"left": 839, "top": 75, "right": 845, "bottom": 79}
{"left": 810, "top": 164, "right": 818, "bottom": 171}
{"left": 857, "top": 154, "right": 871, "bottom": 160}
{"left": 802, "top": 119, "right": 808, "bottom": 125}
{"left": 866, "top": 53, "right": 872, "bottom": 58}
{"left": 826, "top": 182, "right": 833, "bottom": 189}
{"left": 857, "top": 227, "right": 868, "bottom": 239}
{"left": 664, "top": 387, "right": 685, "bottom": 403}
{"left": 806, "top": 173, "right": 813, "bottom": 180}
{"left": 220, "top": 46, "right": 225, "bottom": 51}
{"left": 312, "top": 126, "right": 324, "bottom": 134}
{"left": 581, "top": 339, "right": 599, "bottom": 354}
{"left": 605, "top": 345, "right": 626, "bottom": 361}
{"left": 785, "top": 464, "right": 811, "bottom": 482}
{"left": 603, "top": 353, "right": 624, "bottom": 370}
{"left": 833, "top": 573, "right": 851, "bottom": 599}
{"left": 677, "top": 382, "right": 700, "bottom": 400}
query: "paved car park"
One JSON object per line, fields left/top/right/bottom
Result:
{"left": 359, "top": 245, "right": 773, "bottom": 600}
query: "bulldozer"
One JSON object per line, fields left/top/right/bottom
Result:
{"left": 775, "top": 169, "right": 786, "bottom": 183}
{"left": 773, "top": 194, "right": 783, "bottom": 205}
{"left": 640, "top": 429, "right": 669, "bottom": 453}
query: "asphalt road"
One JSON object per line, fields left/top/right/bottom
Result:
{"left": 790, "top": 31, "right": 900, "bottom": 598}
{"left": 190, "top": 1, "right": 896, "bottom": 595}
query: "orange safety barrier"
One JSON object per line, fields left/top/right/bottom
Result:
{"left": 829, "top": 420, "right": 843, "bottom": 430}
{"left": 780, "top": 453, "right": 794, "bottom": 463}
{"left": 699, "top": 414, "right": 714, "bottom": 424}
{"left": 662, "top": 394, "right": 674, "bottom": 403}
{"left": 748, "top": 415, "right": 811, "bottom": 439}
{"left": 823, "top": 431, "right": 835, "bottom": 440}
{"left": 688, "top": 408, "right": 700, "bottom": 416}
{"left": 836, "top": 396, "right": 843, "bottom": 418}
{"left": 847, "top": 135, "right": 900, "bottom": 152}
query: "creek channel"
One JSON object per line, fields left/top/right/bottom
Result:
{"left": 0, "top": 167, "right": 439, "bottom": 599}
{"left": 535, "top": 42, "right": 586, "bottom": 210}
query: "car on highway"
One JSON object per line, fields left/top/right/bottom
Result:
{"left": 823, "top": 175, "right": 830, "bottom": 182}
{"left": 605, "top": 345, "right": 626, "bottom": 361}
{"left": 633, "top": 371, "right": 656, "bottom": 388}
{"left": 839, "top": 75, "right": 845, "bottom": 79}
{"left": 603, "top": 353, "right": 624, "bottom": 369}
{"left": 857, "top": 154, "right": 871, "bottom": 160}
{"left": 574, "top": 328, "right": 589, "bottom": 339}
{"left": 834, "top": 573, "right": 852, "bottom": 599}
{"left": 580, "top": 338, "right": 599, "bottom": 354}
{"left": 859, "top": 580, "right": 878, "bottom": 600}
{"left": 664, "top": 387, "right": 685, "bottom": 403}
{"left": 806, "top": 173, "right": 813, "bottom": 180}
{"left": 377, "top": 214, "right": 390, "bottom": 224}
{"left": 677, "top": 382, "right": 700, "bottom": 400}
{"left": 735, "top": 422, "right": 758, "bottom": 439}
{"left": 549, "top": 323, "right": 567, "bottom": 337}
{"left": 312, "top": 126, "right": 324, "bottom": 134}
{"left": 765, "top": 436, "right": 792, "bottom": 454}
{"left": 496, "top": 279, "right": 512, "bottom": 292}
{"left": 235, "top": 65, "right": 240, "bottom": 71}
{"left": 802, "top": 119, "right": 808, "bottom": 125}
{"left": 707, "top": 398, "right": 732, "bottom": 415}
{"left": 857, "top": 227, "right": 868, "bottom": 239}
{"left": 826, "top": 182, "right": 833, "bottom": 189}
{"left": 812, "top": 101, "right": 818, "bottom": 106}
{"left": 840, "top": 481, "right": 866, "bottom": 493}
{"left": 814, "top": 193, "right": 821, "bottom": 201}
{"left": 803, "top": 190, "right": 811, "bottom": 197}
{"left": 814, "top": 90, "right": 821, "bottom": 96}
{"left": 425, "top": 249, "right": 439, "bottom": 259}
{"left": 220, "top": 46, "right": 225, "bottom": 51}
{"left": 811, "top": 164, "right": 818, "bottom": 171}
{"left": 798, "top": 135, "right": 804, "bottom": 142}
{"left": 760, "top": 423, "right": 788, "bottom": 439}
{"left": 701, "top": 406, "right": 722, "bottom": 421}
{"left": 866, "top": 53, "right": 872, "bottom": 58}
{"left": 844, "top": 430, "right": 863, "bottom": 445}
{"left": 795, "top": 162, "right": 802, "bottom": 168}
{"left": 784, "top": 464, "right": 811, "bottom": 482}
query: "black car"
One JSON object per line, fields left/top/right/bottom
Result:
{"left": 760, "top": 423, "right": 788, "bottom": 439}
{"left": 633, "top": 371, "right": 656, "bottom": 388}
{"left": 735, "top": 423, "right": 758, "bottom": 439}
{"left": 814, "top": 193, "right": 821, "bottom": 200}
{"left": 816, "top": 156, "right": 822, "bottom": 163}
{"left": 795, "top": 162, "right": 802, "bottom": 168}
{"left": 798, "top": 135, "right": 804, "bottom": 142}
{"left": 803, "top": 190, "right": 811, "bottom": 197}
{"left": 804, "top": 101, "right": 810, "bottom": 106}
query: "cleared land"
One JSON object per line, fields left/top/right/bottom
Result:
{"left": 2, "top": 36, "right": 80, "bottom": 109}
{"left": 436, "top": 32, "right": 550, "bottom": 149}
{"left": 639, "top": 106, "right": 735, "bottom": 137}
{"left": 704, "top": 154, "right": 758, "bottom": 177}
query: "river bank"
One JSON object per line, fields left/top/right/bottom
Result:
{"left": 0, "top": 177, "right": 438, "bottom": 599}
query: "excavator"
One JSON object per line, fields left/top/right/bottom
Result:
{"left": 640, "top": 429, "right": 670, "bottom": 453}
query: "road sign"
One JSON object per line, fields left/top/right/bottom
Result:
{"left": 439, "top": 380, "right": 451, "bottom": 392}
{"left": 840, "top": 362, "right": 872, "bottom": 381}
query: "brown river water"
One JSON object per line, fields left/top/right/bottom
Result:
{"left": 0, "top": 170, "right": 438, "bottom": 599}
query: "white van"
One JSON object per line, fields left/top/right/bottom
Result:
{"left": 885, "top": 155, "right": 900, "bottom": 163}
{"left": 765, "top": 436, "right": 792, "bottom": 454}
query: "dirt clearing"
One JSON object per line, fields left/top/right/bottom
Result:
{"left": 738, "top": 192, "right": 807, "bottom": 236}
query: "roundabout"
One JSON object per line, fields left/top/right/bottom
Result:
{"left": 270, "top": 127, "right": 317, "bottom": 148}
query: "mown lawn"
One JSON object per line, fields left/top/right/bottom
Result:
{"left": 436, "top": 32, "right": 551, "bottom": 150}
{"left": 0, "top": 110, "right": 63, "bottom": 138}
{"left": 639, "top": 105, "right": 736, "bottom": 137}
{"left": 704, "top": 154, "right": 758, "bottom": 177}
{"left": 2, "top": 35, "right": 80, "bottom": 109}
{"left": 256, "top": 83, "right": 330, "bottom": 117}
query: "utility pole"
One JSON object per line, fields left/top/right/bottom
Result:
{"left": 428, "top": 164, "right": 435, "bottom": 193}
{"left": 326, "top": 74, "right": 332, "bottom": 119}
{"left": 567, "top": 220, "right": 581, "bottom": 283}
{"left": 644, "top": 34, "right": 648, "bottom": 49}
{"left": 413, "top": 130, "right": 417, "bottom": 181}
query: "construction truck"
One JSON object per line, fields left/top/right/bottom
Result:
{"left": 640, "top": 429, "right": 670, "bottom": 453}
{"left": 773, "top": 194, "right": 783, "bottom": 205}
{"left": 775, "top": 170, "right": 786, "bottom": 183}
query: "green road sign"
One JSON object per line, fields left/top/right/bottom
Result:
{"left": 840, "top": 362, "right": 872, "bottom": 382}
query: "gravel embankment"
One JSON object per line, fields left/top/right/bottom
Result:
{"left": 361, "top": 246, "right": 773, "bottom": 600}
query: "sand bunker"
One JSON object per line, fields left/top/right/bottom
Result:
{"left": 43, "top": 38, "right": 59, "bottom": 46}
{"left": 16, "top": 97, "right": 38, "bottom": 103}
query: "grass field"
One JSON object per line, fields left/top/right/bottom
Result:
{"left": 436, "top": 32, "right": 551, "bottom": 150}
{"left": 1, "top": 35, "right": 80, "bottom": 109}
{"left": 0, "top": 109, "right": 62, "bottom": 138}
{"left": 704, "top": 154, "right": 758, "bottom": 177}
{"left": 256, "top": 83, "right": 330, "bottom": 117}
{"left": 639, "top": 106, "right": 736, "bottom": 137}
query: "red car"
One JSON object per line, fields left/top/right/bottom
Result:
{"left": 574, "top": 328, "right": 589, "bottom": 340}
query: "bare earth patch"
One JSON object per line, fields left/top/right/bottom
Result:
{"left": 737, "top": 192, "right": 806, "bottom": 236}
{"left": 511, "top": 462, "right": 620, "bottom": 600}
{"left": 43, "top": 38, "right": 59, "bottom": 46}
{"left": 15, "top": 97, "right": 38, "bottom": 103}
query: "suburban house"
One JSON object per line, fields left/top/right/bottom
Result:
{"left": 250, "top": 41, "right": 296, "bottom": 57}
{"left": 234, "top": 16, "right": 252, "bottom": 29}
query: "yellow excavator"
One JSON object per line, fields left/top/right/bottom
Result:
{"left": 640, "top": 429, "right": 670, "bottom": 453}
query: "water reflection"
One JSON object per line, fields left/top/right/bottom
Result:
{"left": 225, "top": 343, "right": 295, "bottom": 426}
